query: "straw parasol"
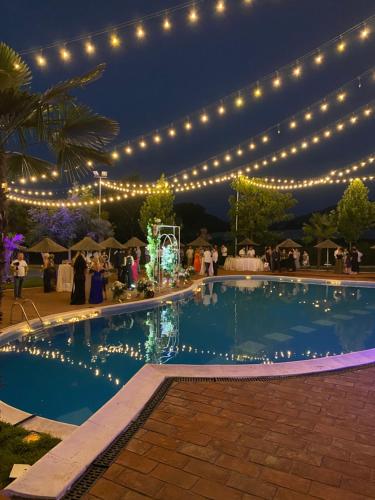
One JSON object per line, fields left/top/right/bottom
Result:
{"left": 100, "top": 237, "right": 124, "bottom": 249}
{"left": 28, "top": 237, "right": 68, "bottom": 253}
{"left": 123, "top": 236, "right": 147, "bottom": 248}
{"left": 70, "top": 236, "right": 104, "bottom": 252}
{"left": 238, "top": 237, "right": 258, "bottom": 246}
{"left": 315, "top": 239, "right": 339, "bottom": 267}
{"left": 278, "top": 238, "right": 302, "bottom": 248}
{"left": 187, "top": 236, "right": 211, "bottom": 247}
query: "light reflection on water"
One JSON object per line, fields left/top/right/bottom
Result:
{"left": 1, "top": 279, "right": 375, "bottom": 423}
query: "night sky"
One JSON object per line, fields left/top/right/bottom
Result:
{"left": 2, "top": 0, "right": 375, "bottom": 219}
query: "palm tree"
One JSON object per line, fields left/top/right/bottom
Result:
{"left": 303, "top": 211, "right": 337, "bottom": 266}
{"left": 0, "top": 43, "right": 119, "bottom": 320}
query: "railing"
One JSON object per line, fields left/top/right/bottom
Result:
{"left": 10, "top": 299, "right": 45, "bottom": 332}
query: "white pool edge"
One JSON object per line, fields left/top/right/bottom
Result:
{"left": 3, "top": 274, "right": 375, "bottom": 498}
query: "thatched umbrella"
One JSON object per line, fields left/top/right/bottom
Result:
{"left": 238, "top": 237, "right": 258, "bottom": 246}
{"left": 70, "top": 236, "right": 104, "bottom": 252}
{"left": 123, "top": 236, "right": 147, "bottom": 248}
{"left": 187, "top": 236, "right": 211, "bottom": 247}
{"left": 28, "top": 237, "right": 68, "bottom": 253}
{"left": 315, "top": 239, "right": 339, "bottom": 267}
{"left": 101, "top": 237, "right": 124, "bottom": 249}
{"left": 278, "top": 238, "right": 302, "bottom": 249}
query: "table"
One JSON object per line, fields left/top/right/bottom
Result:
{"left": 56, "top": 263, "right": 74, "bottom": 292}
{"left": 224, "top": 257, "right": 264, "bottom": 272}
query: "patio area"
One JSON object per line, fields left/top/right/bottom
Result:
{"left": 82, "top": 365, "right": 375, "bottom": 500}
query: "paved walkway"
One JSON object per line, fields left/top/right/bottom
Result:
{"left": 84, "top": 366, "right": 375, "bottom": 499}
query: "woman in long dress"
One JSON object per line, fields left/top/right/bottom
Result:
{"left": 193, "top": 248, "right": 201, "bottom": 273}
{"left": 132, "top": 250, "right": 139, "bottom": 283}
{"left": 71, "top": 252, "right": 87, "bottom": 305}
{"left": 89, "top": 257, "right": 104, "bottom": 304}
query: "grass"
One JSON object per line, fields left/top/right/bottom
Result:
{"left": 0, "top": 421, "right": 60, "bottom": 489}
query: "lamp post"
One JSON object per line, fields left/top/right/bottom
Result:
{"left": 93, "top": 170, "right": 108, "bottom": 218}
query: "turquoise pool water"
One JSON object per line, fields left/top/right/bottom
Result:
{"left": 1, "top": 278, "right": 375, "bottom": 424}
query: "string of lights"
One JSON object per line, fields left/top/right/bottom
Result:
{"left": 22, "top": 0, "right": 257, "bottom": 69}
{"left": 165, "top": 67, "right": 375, "bottom": 180}
{"left": 109, "top": 14, "right": 375, "bottom": 160}
{"left": 171, "top": 99, "right": 375, "bottom": 185}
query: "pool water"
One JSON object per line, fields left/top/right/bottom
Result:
{"left": 1, "top": 278, "right": 375, "bottom": 424}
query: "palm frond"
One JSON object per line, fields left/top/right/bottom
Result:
{"left": 51, "top": 104, "right": 119, "bottom": 148}
{"left": 6, "top": 152, "right": 55, "bottom": 179}
{"left": 41, "top": 64, "right": 106, "bottom": 103}
{"left": 0, "top": 43, "right": 31, "bottom": 90}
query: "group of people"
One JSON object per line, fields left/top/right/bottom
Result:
{"left": 334, "top": 246, "right": 362, "bottom": 274}
{"left": 262, "top": 247, "right": 310, "bottom": 272}
{"left": 185, "top": 245, "right": 227, "bottom": 276}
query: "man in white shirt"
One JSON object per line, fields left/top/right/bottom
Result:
{"left": 247, "top": 246, "right": 256, "bottom": 258}
{"left": 186, "top": 246, "right": 194, "bottom": 267}
{"left": 203, "top": 248, "right": 212, "bottom": 276}
{"left": 212, "top": 245, "right": 219, "bottom": 276}
{"left": 11, "top": 252, "right": 28, "bottom": 299}
{"left": 239, "top": 247, "right": 246, "bottom": 257}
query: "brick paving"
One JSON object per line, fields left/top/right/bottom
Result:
{"left": 84, "top": 366, "right": 375, "bottom": 499}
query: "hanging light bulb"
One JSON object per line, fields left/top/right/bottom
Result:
{"left": 60, "top": 48, "right": 71, "bottom": 62}
{"left": 125, "top": 146, "right": 133, "bottom": 155}
{"left": 139, "top": 139, "right": 147, "bottom": 149}
{"left": 36, "top": 54, "right": 47, "bottom": 67}
{"left": 272, "top": 76, "right": 282, "bottom": 88}
{"left": 168, "top": 128, "right": 176, "bottom": 137}
{"left": 110, "top": 33, "right": 121, "bottom": 48}
{"left": 200, "top": 113, "right": 209, "bottom": 123}
{"left": 235, "top": 96, "right": 244, "bottom": 107}
{"left": 153, "top": 134, "right": 162, "bottom": 143}
{"left": 111, "top": 151, "right": 119, "bottom": 160}
{"left": 320, "top": 102, "right": 329, "bottom": 112}
{"left": 314, "top": 53, "right": 324, "bottom": 65}
{"left": 218, "top": 104, "right": 226, "bottom": 115}
{"left": 253, "top": 86, "right": 262, "bottom": 98}
{"left": 360, "top": 26, "right": 370, "bottom": 40}
{"left": 188, "top": 7, "right": 199, "bottom": 24}
{"left": 185, "top": 121, "right": 193, "bottom": 131}
{"left": 163, "top": 17, "right": 172, "bottom": 31}
{"left": 215, "top": 0, "right": 226, "bottom": 14}
{"left": 337, "top": 91, "right": 347, "bottom": 102}
{"left": 292, "top": 65, "right": 302, "bottom": 78}
{"left": 85, "top": 40, "right": 95, "bottom": 55}
{"left": 136, "top": 25, "right": 146, "bottom": 39}
{"left": 337, "top": 40, "right": 346, "bottom": 52}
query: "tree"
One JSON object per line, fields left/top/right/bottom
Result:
{"left": 336, "top": 179, "right": 375, "bottom": 244}
{"left": 303, "top": 211, "right": 337, "bottom": 266}
{"left": 139, "top": 176, "right": 175, "bottom": 234}
{"left": 228, "top": 177, "right": 297, "bottom": 244}
{"left": 0, "top": 43, "right": 118, "bottom": 319}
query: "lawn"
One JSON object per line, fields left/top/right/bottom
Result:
{"left": 0, "top": 421, "right": 60, "bottom": 489}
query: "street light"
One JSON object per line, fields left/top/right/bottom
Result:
{"left": 93, "top": 170, "right": 108, "bottom": 218}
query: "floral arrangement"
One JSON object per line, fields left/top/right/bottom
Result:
{"left": 145, "top": 220, "right": 159, "bottom": 281}
{"left": 111, "top": 281, "right": 127, "bottom": 302}
{"left": 178, "top": 266, "right": 195, "bottom": 282}
{"left": 137, "top": 278, "right": 156, "bottom": 298}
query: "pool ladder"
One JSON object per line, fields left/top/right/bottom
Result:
{"left": 10, "top": 299, "right": 46, "bottom": 332}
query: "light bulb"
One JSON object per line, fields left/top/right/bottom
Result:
{"left": 253, "top": 87, "right": 262, "bottom": 98}
{"left": 85, "top": 41, "right": 95, "bottom": 55}
{"left": 249, "top": 142, "right": 256, "bottom": 150}
{"left": 163, "top": 17, "right": 172, "bottom": 31}
{"left": 290, "top": 121, "right": 297, "bottom": 129}
{"left": 262, "top": 135, "right": 269, "bottom": 143}
{"left": 235, "top": 96, "right": 244, "bottom": 107}
{"left": 216, "top": 1, "right": 225, "bottom": 13}
{"left": 153, "top": 134, "right": 162, "bottom": 143}
{"left": 36, "top": 54, "right": 47, "bottom": 67}
{"left": 168, "top": 128, "right": 176, "bottom": 137}
{"left": 337, "top": 40, "right": 346, "bottom": 52}
{"left": 320, "top": 102, "right": 329, "bottom": 112}
{"left": 360, "top": 27, "right": 370, "bottom": 40}
{"left": 139, "top": 140, "right": 147, "bottom": 149}
{"left": 314, "top": 53, "right": 324, "bottom": 65}
{"left": 87, "top": 160, "right": 93, "bottom": 167}
{"left": 60, "top": 48, "right": 71, "bottom": 61}
{"left": 125, "top": 146, "right": 133, "bottom": 155}
{"left": 110, "top": 34, "right": 121, "bottom": 47}
{"left": 188, "top": 8, "right": 199, "bottom": 23}
{"left": 337, "top": 92, "right": 346, "bottom": 102}
{"left": 292, "top": 65, "right": 302, "bottom": 78}
{"left": 200, "top": 113, "right": 209, "bottom": 123}
{"left": 273, "top": 77, "right": 281, "bottom": 88}
{"left": 185, "top": 121, "right": 193, "bottom": 131}
{"left": 304, "top": 112, "right": 312, "bottom": 121}
{"left": 136, "top": 26, "right": 146, "bottom": 39}
{"left": 111, "top": 151, "right": 119, "bottom": 160}
{"left": 218, "top": 105, "right": 226, "bottom": 115}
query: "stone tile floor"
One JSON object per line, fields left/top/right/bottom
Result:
{"left": 83, "top": 366, "right": 375, "bottom": 499}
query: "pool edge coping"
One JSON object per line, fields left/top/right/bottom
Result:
{"left": 3, "top": 273, "right": 375, "bottom": 498}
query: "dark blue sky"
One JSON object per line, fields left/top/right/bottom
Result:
{"left": 3, "top": 0, "right": 375, "bottom": 219}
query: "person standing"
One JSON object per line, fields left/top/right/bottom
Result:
{"left": 71, "top": 251, "right": 87, "bottom": 305}
{"left": 11, "top": 252, "right": 28, "bottom": 299}
{"left": 334, "top": 247, "right": 344, "bottom": 274}
{"left": 293, "top": 248, "right": 301, "bottom": 270}
{"left": 135, "top": 246, "right": 142, "bottom": 271}
{"left": 351, "top": 246, "right": 359, "bottom": 274}
{"left": 212, "top": 245, "right": 219, "bottom": 276}
{"left": 220, "top": 244, "right": 228, "bottom": 266}
{"left": 132, "top": 249, "right": 139, "bottom": 283}
{"left": 193, "top": 248, "right": 201, "bottom": 273}
{"left": 203, "top": 247, "right": 213, "bottom": 276}
{"left": 271, "top": 247, "right": 280, "bottom": 272}
{"left": 247, "top": 246, "right": 256, "bottom": 258}
{"left": 122, "top": 250, "right": 135, "bottom": 288}
{"left": 186, "top": 246, "right": 194, "bottom": 267}
{"left": 89, "top": 257, "right": 104, "bottom": 304}
{"left": 302, "top": 250, "right": 310, "bottom": 268}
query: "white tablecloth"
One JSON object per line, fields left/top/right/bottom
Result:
{"left": 56, "top": 263, "right": 73, "bottom": 292}
{"left": 224, "top": 257, "right": 264, "bottom": 272}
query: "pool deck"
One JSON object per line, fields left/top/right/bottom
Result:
{"left": 83, "top": 366, "right": 375, "bottom": 500}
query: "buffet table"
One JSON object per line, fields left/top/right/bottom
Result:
{"left": 224, "top": 256, "right": 264, "bottom": 272}
{"left": 56, "top": 263, "right": 73, "bottom": 292}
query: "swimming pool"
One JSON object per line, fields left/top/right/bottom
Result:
{"left": 1, "top": 277, "right": 375, "bottom": 424}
